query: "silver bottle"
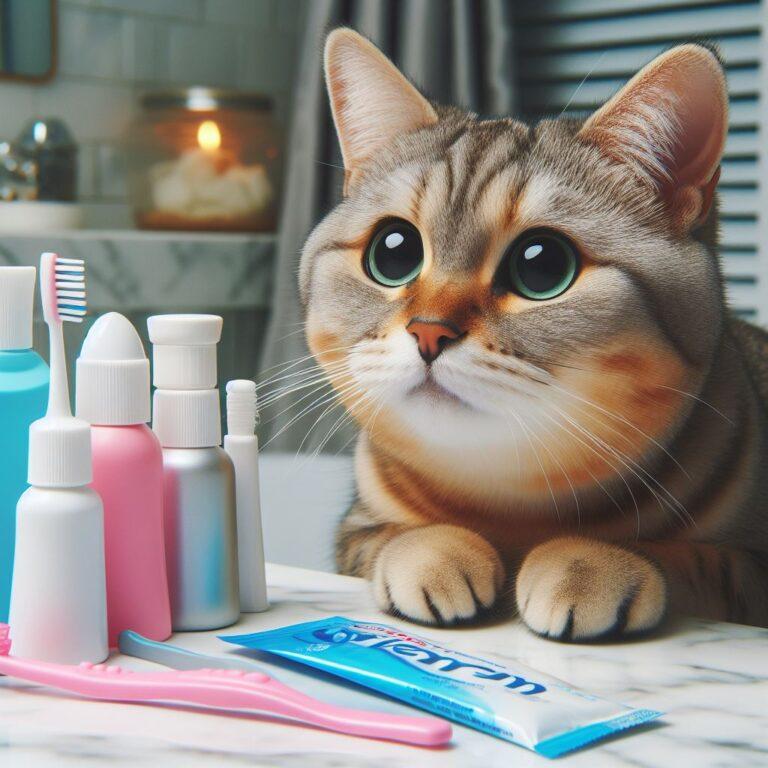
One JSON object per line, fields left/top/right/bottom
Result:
{"left": 148, "top": 314, "right": 240, "bottom": 631}
{"left": 161, "top": 445, "right": 239, "bottom": 630}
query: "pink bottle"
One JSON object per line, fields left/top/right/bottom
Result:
{"left": 76, "top": 312, "right": 171, "bottom": 646}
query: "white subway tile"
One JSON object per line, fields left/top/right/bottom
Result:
{"left": 122, "top": 16, "right": 170, "bottom": 82}
{"left": 0, "top": 85, "right": 36, "bottom": 140}
{"left": 98, "top": 0, "right": 204, "bottom": 21}
{"left": 237, "top": 29, "right": 294, "bottom": 92}
{"left": 77, "top": 143, "right": 98, "bottom": 199}
{"left": 274, "top": 0, "right": 304, "bottom": 33}
{"left": 95, "top": 143, "right": 128, "bottom": 200}
{"left": 31, "top": 79, "right": 136, "bottom": 143}
{"left": 205, "top": 0, "right": 270, "bottom": 27}
{"left": 59, "top": 5, "right": 124, "bottom": 80}
{"left": 168, "top": 24, "right": 239, "bottom": 87}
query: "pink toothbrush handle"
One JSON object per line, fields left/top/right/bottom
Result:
{"left": 0, "top": 656, "right": 451, "bottom": 747}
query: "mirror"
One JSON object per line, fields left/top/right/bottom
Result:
{"left": 0, "top": 0, "right": 56, "bottom": 82}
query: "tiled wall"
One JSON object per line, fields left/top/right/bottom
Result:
{"left": 0, "top": 0, "right": 303, "bottom": 227}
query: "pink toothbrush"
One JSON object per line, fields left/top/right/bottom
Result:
{"left": 0, "top": 624, "right": 451, "bottom": 746}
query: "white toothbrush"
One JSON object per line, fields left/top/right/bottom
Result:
{"left": 8, "top": 252, "right": 108, "bottom": 664}
{"left": 40, "top": 253, "right": 86, "bottom": 416}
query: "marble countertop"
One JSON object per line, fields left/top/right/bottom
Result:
{"left": 1, "top": 563, "right": 766, "bottom": 767}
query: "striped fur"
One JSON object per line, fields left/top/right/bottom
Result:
{"left": 299, "top": 30, "right": 768, "bottom": 641}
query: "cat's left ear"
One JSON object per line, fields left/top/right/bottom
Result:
{"left": 325, "top": 28, "right": 438, "bottom": 193}
{"left": 579, "top": 44, "right": 727, "bottom": 231}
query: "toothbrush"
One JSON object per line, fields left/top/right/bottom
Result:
{"left": 119, "top": 629, "right": 265, "bottom": 673}
{"left": 0, "top": 625, "right": 452, "bottom": 746}
{"left": 41, "top": 252, "right": 87, "bottom": 414}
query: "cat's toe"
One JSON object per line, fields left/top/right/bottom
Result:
{"left": 515, "top": 537, "right": 666, "bottom": 642}
{"left": 372, "top": 525, "right": 504, "bottom": 625}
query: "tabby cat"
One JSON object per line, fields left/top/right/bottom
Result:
{"left": 298, "top": 29, "right": 768, "bottom": 641}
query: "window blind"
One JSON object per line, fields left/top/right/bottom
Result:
{"left": 516, "top": 0, "right": 764, "bottom": 322}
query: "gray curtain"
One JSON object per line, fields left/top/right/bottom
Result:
{"left": 259, "top": 0, "right": 518, "bottom": 452}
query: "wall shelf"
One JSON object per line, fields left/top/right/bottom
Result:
{"left": 0, "top": 230, "right": 277, "bottom": 311}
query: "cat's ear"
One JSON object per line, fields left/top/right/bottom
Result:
{"left": 579, "top": 44, "right": 727, "bottom": 231}
{"left": 324, "top": 28, "right": 438, "bottom": 192}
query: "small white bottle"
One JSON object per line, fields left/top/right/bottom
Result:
{"left": 224, "top": 380, "right": 268, "bottom": 613}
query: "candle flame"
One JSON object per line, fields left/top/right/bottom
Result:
{"left": 197, "top": 120, "right": 221, "bottom": 151}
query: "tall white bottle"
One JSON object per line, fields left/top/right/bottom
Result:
{"left": 224, "top": 380, "right": 268, "bottom": 613}
{"left": 9, "top": 253, "right": 108, "bottom": 664}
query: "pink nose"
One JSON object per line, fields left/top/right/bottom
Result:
{"left": 407, "top": 319, "right": 462, "bottom": 363}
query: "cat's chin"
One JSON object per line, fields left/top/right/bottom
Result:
{"left": 408, "top": 378, "right": 472, "bottom": 409}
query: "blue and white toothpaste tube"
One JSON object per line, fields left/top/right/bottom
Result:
{"left": 222, "top": 616, "right": 661, "bottom": 757}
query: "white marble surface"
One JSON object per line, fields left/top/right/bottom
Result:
{"left": 1, "top": 563, "right": 767, "bottom": 767}
{"left": 0, "top": 230, "right": 276, "bottom": 310}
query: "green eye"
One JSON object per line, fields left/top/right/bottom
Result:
{"left": 364, "top": 219, "right": 424, "bottom": 287}
{"left": 506, "top": 230, "right": 579, "bottom": 300}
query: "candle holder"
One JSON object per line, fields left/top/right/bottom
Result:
{"left": 129, "top": 88, "right": 280, "bottom": 233}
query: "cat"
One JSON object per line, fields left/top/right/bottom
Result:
{"left": 298, "top": 28, "right": 768, "bottom": 642}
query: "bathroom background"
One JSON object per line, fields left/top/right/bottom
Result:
{"left": 0, "top": 0, "right": 764, "bottom": 571}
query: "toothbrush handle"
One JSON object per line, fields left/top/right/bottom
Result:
{"left": 257, "top": 676, "right": 452, "bottom": 746}
{"left": 0, "top": 657, "right": 451, "bottom": 747}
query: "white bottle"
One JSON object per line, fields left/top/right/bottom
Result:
{"left": 9, "top": 253, "right": 108, "bottom": 664}
{"left": 224, "top": 380, "right": 268, "bottom": 613}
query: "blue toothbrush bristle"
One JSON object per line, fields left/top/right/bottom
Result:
{"left": 55, "top": 257, "right": 86, "bottom": 323}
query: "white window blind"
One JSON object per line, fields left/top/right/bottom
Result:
{"left": 516, "top": 0, "right": 765, "bottom": 323}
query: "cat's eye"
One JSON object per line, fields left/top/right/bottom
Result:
{"left": 503, "top": 229, "right": 579, "bottom": 300}
{"left": 364, "top": 219, "right": 424, "bottom": 287}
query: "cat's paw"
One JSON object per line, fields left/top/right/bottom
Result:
{"left": 372, "top": 525, "right": 505, "bottom": 626}
{"left": 516, "top": 537, "right": 666, "bottom": 642}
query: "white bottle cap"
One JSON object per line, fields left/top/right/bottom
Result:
{"left": 28, "top": 415, "right": 92, "bottom": 487}
{"left": 147, "top": 314, "right": 223, "bottom": 390}
{"left": 76, "top": 312, "right": 150, "bottom": 426}
{"left": 0, "top": 266, "right": 36, "bottom": 350}
{"left": 152, "top": 389, "right": 221, "bottom": 448}
{"left": 226, "top": 380, "right": 258, "bottom": 437}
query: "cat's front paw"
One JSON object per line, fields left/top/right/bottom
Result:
{"left": 372, "top": 525, "right": 505, "bottom": 626}
{"left": 516, "top": 537, "right": 666, "bottom": 642}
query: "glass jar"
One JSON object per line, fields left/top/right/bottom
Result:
{"left": 129, "top": 88, "right": 280, "bottom": 232}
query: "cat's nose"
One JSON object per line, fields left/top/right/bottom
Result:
{"left": 407, "top": 318, "right": 463, "bottom": 363}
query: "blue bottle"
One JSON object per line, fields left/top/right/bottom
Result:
{"left": 0, "top": 266, "right": 49, "bottom": 622}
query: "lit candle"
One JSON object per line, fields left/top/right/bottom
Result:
{"left": 148, "top": 117, "right": 272, "bottom": 225}
{"left": 197, "top": 120, "right": 221, "bottom": 153}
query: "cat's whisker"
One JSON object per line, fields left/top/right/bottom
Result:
{"left": 549, "top": 401, "right": 694, "bottom": 529}
{"left": 256, "top": 344, "right": 356, "bottom": 389}
{"left": 546, "top": 379, "right": 692, "bottom": 481}
{"left": 446, "top": 358, "right": 686, "bottom": 525}
{"left": 557, "top": 51, "right": 606, "bottom": 118}
{"left": 258, "top": 360, "right": 352, "bottom": 406}
{"left": 505, "top": 408, "right": 562, "bottom": 523}
{"left": 656, "top": 385, "right": 735, "bottom": 425}
{"left": 257, "top": 359, "right": 346, "bottom": 395}
{"left": 547, "top": 404, "right": 652, "bottom": 531}
{"left": 494, "top": 351, "right": 733, "bottom": 428}
{"left": 304, "top": 380, "right": 386, "bottom": 463}
{"left": 264, "top": 379, "right": 340, "bottom": 425}
{"left": 293, "top": 376, "right": 377, "bottom": 454}
{"left": 259, "top": 367, "right": 346, "bottom": 408}
{"left": 293, "top": 390, "right": 366, "bottom": 465}
{"left": 520, "top": 407, "right": 582, "bottom": 525}
{"left": 260, "top": 371, "right": 367, "bottom": 449}
{"left": 538, "top": 406, "right": 642, "bottom": 532}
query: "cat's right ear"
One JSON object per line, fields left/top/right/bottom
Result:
{"left": 324, "top": 28, "right": 438, "bottom": 194}
{"left": 578, "top": 44, "right": 728, "bottom": 232}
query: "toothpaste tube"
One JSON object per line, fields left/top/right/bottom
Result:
{"left": 222, "top": 616, "right": 661, "bottom": 758}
